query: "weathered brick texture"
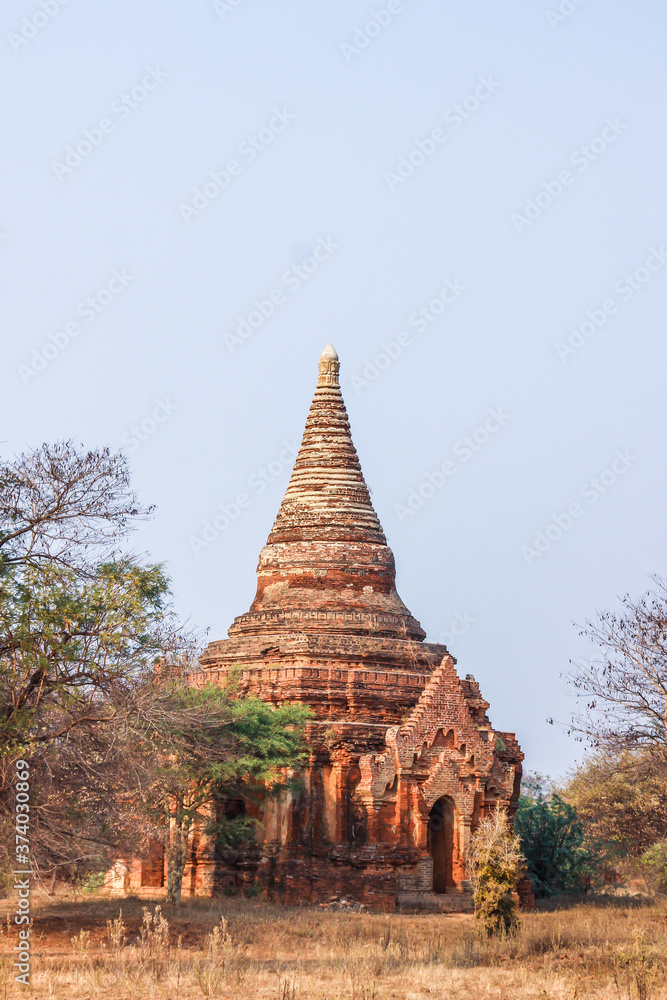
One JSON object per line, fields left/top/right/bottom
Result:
{"left": 126, "top": 346, "right": 523, "bottom": 911}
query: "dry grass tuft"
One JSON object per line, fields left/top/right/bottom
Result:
{"left": 0, "top": 891, "right": 665, "bottom": 998}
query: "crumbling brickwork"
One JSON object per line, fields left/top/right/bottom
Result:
{"left": 126, "top": 345, "right": 523, "bottom": 911}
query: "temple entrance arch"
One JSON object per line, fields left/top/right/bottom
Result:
{"left": 428, "top": 796, "right": 460, "bottom": 893}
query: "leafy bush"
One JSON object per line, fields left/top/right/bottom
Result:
{"left": 80, "top": 870, "right": 106, "bottom": 893}
{"left": 514, "top": 778, "right": 606, "bottom": 897}
{"left": 640, "top": 842, "right": 667, "bottom": 894}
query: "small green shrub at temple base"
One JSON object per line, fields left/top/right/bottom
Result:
{"left": 468, "top": 809, "right": 524, "bottom": 937}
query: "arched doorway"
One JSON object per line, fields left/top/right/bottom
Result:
{"left": 428, "top": 796, "right": 457, "bottom": 893}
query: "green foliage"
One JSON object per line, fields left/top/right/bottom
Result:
{"left": 640, "top": 842, "right": 667, "bottom": 893}
{"left": 0, "top": 558, "right": 173, "bottom": 755}
{"left": 147, "top": 679, "right": 311, "bottom": 830}
{"left": 140, "top": 677, "right": 311, "bottom": 902}
{"left": 475, "top": 882, "right": 519, "bottom": 938}
{"left": 515, "top": 777, "right": 605, "bottom": 897}
{"left": 0, "top": 441, "right": 177, "bottom": 762}
{"left": 80, "top": 870, "right": 106, "bottom": 893}
{"left": 468, "top": 809, "right": 523, "bottom": 937}
{"left": 0, "top": 441, "right": 312, "bottom": 898}
{"left": 0, "top": 442, "right": 187, "bottom": 877}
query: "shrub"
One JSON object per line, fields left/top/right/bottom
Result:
{"left": 80, "top": 871, "right": 106, "bottom": 893}
{"left": 468, "top": 809, "right": 524, "bottom": 937}
{"left": 514, "top": 780, "right": 605, "bottom": 896}
{"left": 640, "top": 842, "right": 667, "bottom": 894}
{"left": 615, "top": 930, "right": 658, "bottom": 1000}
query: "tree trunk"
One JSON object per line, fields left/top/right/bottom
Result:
{"left": 165, "top": 821, "right": 190, "bottom": 904}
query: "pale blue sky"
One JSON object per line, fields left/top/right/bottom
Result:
{"left": 2, "top": 0, "right": 666, "bottom": 777}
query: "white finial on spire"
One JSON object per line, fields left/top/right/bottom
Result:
{"left": 318, "top": 344, "right": 340, "bottom": 387}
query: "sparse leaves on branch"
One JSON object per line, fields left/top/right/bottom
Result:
{"left": 568, "top": 577, "right": 667, "bottom": 769}
{"left": 0, "top": 441, "right": 150, "bottom": 575}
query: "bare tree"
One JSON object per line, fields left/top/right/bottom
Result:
{"left": 0, "top": 441, "right": 184, "bottom": 884}
{"left": 0, "top": 441, "right": 309, "bottom": 896}
{"left": 568, "top": 576, "right": 667, "bottom": 772}
{"left": 0, "top": 440, "right": 150, "bottom": 574}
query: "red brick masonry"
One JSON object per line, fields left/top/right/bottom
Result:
{"left": 110, "top": 346, "right": 523, "bottom": 912}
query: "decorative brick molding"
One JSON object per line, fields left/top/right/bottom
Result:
{"left": 119, "top": 346, "right": 523, "bottom": 910}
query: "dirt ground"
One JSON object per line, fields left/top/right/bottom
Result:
{"left": 0, "top": 890, "right": 665, "bottom": 999}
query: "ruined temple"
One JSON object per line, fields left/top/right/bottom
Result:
{"left": 113, "top": 345, "right": 523, "bottom": 911}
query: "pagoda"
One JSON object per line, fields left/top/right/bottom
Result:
{"left": 181, "top": 345, "right": 523, "bottom": 911}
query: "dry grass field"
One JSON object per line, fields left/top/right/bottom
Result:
{"left": 0, "top": 892, "right": 665, "bottom": 1000}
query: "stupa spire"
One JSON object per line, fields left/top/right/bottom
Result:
{"left": 268, "top": 344, "right": 385, "bottom": 546}
{"left": 227, "top": 346, "right": 424, "bottom": 639}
